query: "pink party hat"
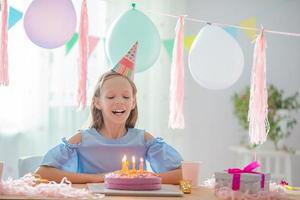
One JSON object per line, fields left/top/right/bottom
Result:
{"left": 112, "top": 41, "right": 138, "bottom": 80}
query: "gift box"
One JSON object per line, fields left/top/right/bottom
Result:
{"left": 215, "top": 161, "right": 271, "bottom": 194}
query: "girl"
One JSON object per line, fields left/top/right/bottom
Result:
{"left": 36, "top": 71, "right": 183, "bottom": 184}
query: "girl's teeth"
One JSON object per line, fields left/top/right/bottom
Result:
{"left": 113, "top": 110, "right": 125, "bottom": 113}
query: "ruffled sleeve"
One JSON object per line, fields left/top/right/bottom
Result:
{"left": 40, "top": 138, "right": 80, "bottom": 172}
{"left": 145, "top": 137, "right": 183, "bottom": 173}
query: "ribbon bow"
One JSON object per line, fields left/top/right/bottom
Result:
{"left": 226, "top": 161, "right": 265, "bottom": 191}
{"left": 228, "top": 161, "right": 260, "bottom": 174}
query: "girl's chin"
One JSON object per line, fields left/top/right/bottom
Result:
{"left": 110, "top": 115, "right": 129, "bottom": 123}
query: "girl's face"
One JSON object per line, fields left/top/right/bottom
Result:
{"left": 95, "top": 76, "right": 136, "bottom": 126}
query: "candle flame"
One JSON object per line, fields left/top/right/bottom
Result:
{"left": 139, "top": 157, "right": 144, "bottom": 174}
{"left": 122, "top": 155, "right": 127, "bottom": 162}
{"left": 132, "top": 156, "right": 135, "bottom": 163}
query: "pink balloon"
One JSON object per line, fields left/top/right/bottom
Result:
{"left": 24, "top": 0, "right": 77, "bottom": 49}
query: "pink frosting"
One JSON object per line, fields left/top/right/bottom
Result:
{"left": 104, "top": 171, "right": 161, "bottom": 190}
{"left": 105, "top": 183, "right": 161, "bottom": 190}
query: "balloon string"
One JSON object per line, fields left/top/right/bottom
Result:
{"left": 145, "top": 10, "right": 300, "bottom": 37}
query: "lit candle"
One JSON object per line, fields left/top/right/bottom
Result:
{"left": 139, "top": 157, "right": 144, "bottom": 174}
{"left": 132, "top": 156, "right": 136, "bottom": 172}
{"left": 122, "top": 155, "right": 128, "bottom": 172}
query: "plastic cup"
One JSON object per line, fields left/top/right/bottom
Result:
{"left": 181, "top": 161, "right": 202, "bottom": 187}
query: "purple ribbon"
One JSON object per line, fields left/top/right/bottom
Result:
{"left": 227, "top": 161, "right": 265, "bottom": 191}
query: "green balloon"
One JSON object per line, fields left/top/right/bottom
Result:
{"left": 106, "top": 8, "right": 161, "bottom": 73}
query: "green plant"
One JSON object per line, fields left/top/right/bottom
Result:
{"left": 232, "top": 84, "right": 300, "bottom": 150}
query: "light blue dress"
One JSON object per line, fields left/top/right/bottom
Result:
{"left": 41, "top": 128, "right": 183, "bottom": 174}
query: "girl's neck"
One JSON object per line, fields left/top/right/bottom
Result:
{"left": 98, "top": 124, "right": 127, "bottom": 139}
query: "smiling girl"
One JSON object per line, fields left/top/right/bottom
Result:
{"left": 36, "top": 44, "right": 182, "bottom": 184}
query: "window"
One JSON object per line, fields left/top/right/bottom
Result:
{"left": 0, "top": 0, "right": 108, "bottom": 134}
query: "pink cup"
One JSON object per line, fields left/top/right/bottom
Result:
{"left": 181, "top": 161, "right": 202, "bottom": 187}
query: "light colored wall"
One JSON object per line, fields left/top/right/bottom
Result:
{"left": 182, "top": 0, "right": 300, "bottom": 185}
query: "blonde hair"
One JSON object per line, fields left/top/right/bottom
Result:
{"left": 89, "top": 70, "right": 138, "bottom": 130}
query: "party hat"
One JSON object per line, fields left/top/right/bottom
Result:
{"left": 112, "top": 41, "right": 138, "bottom": 80}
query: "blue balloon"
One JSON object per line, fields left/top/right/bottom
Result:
{"left": 106, "top": 8, "right": 161, "bottom": 72}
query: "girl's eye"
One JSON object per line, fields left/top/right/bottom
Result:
{"left": 123, "top": 96, "right": 130, "bottom": 99}
{"left": 106, "top": 96, "right": 114, "bottom": 99}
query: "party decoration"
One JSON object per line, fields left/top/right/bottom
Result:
{"left": 88, "top": 36, "right": 100, "bottom": 57}
{"left": 65, "top": 33, "right": 78, "bottom": 55}
{"left": 0, "top": 174, "right": 102, "bottom": 199}
{"left": 240, "top": 17, "right": 257, "bottom": 40}
{"left": 163, "top": 39, "right": 174, "bottom": 59}
{"left": 65, "top": 34, "right": 99, "bottom": 56}
{"left": 180, "top": 180, "right": 192, "bottom": 194}
{"left": 215, "top": 161, "right": 271, "bottom": 193}
{"left": 169, "top": 16, "right": 185, "bottom": 129}
{"left": 248, "top": 28, "right": 269, "bottom": 144}
{"left": 8, "top": 7, "right": 23, "bottom": 30}
{"left": 0, "top": 0, "right": 9, "bottom": 86}
{"left": 106, "top": 4, "right": 160, "bottom": 72}
{"left": 183, "top": 35, "right": 196, "bottom": 51}
{"left": 280, "top": 180, "right": 299, "bottom": 190}
{"left": 77, "top": 0, "right": 89, "bottom": 109}
{"left": 113, "top": 41, "right": 138, "bottom": 80}
{"left": 23, "top": 0, "right": 76, "bottom": 49}
{"left": 223, "top": 27, "right": 238, "bottom": 38}
{"left": 188, "top": 25, "right": 244, "bottom": 90}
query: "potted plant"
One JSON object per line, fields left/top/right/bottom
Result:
{"left": 232, "top": 84, "right": 300, "bottom": 151}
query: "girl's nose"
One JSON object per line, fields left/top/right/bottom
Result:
{"left": 115, "top": 97, "right": 125, "bottom": 104}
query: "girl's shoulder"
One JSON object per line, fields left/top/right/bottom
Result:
{"left": 127, "top": 127, "right": 143, "bottom": 135}
{"left": 126, "top": 128, "right": 154, "bottom": 143}
{"left": 144, "top": 131, "right": 154, "bottom": 142}
{"left": 67, "top": 128, "right": 94, "bottom": 144}
{"left": 129, "top": 128, "right": 155, "bottom": 143}
{"left": 67, "top": 131, "right": 82, "bottom": 144}
{"left": 127, "top": 128, "right": 155, "bottom": 143}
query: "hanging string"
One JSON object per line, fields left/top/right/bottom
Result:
{"left": 146, "top": 10, "right": 300, "bottom": 37}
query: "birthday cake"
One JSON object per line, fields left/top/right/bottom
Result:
{"left": 104, "top": 170, "right": 162, "bottom": 190}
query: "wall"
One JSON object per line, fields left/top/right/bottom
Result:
{"left": 182, "top": 0, "right": 300, "bottom": 185}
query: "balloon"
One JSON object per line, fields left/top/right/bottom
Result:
{"left": 188, "top": 25, "right": 244, "bottom": 90}
{"left": 24, "top": 0, "right": 76, "bottom": 49}
{"left": 106, "top": 8, "right": 161, "bottom": 72}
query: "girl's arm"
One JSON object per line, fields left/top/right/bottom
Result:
{"left": 159, "top": 168, "right": 182, "bottom": 184}
{"left": 36, "top": 133, "right": 104, "bottom": 183}
{"left": 144, "top": 132, "right": 182, "bottom": 184}
{"left": 36, "top": 166, "right": 182, "bottom": 184}
{"left": 35, "top": 166, "right": 105, "bottom": 184}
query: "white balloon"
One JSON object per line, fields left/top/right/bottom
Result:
{"left": 188, "top": 25, "right": 244, "bottom": 90}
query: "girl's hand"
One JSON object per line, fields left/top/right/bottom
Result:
{"left": 95, "top": 173, "right": 106, "bottom": 183}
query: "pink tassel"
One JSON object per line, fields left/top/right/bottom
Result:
{"left": 77, "top": 0, "right": 89, "bottom": 108}
{"left": 0, "top": 0, "right": 9, "bottom": 86}
{"left": 248, "top": 28, "right": 269, "bottom": 144}
{"left": 169, "top": 16, "right": 185, "bottom": 129}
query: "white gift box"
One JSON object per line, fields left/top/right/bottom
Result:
{"left": 215, "top": 172, "right": 271, "bottom": 194}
